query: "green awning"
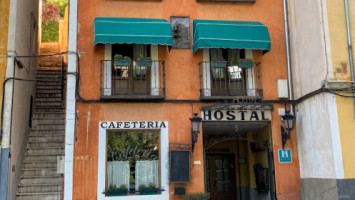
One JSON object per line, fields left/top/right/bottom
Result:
{"left": 94, "top": 18, "right": 173, "bottom": 47}
{"left": 193, "top": 20, "right": 271, "bottom": 54}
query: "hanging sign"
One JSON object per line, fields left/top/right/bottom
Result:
{"left": 278, "top": 149, "right": 292, "bottom": 163}
{"left": 202, "top": 109, "right": 271, "bottom": 121}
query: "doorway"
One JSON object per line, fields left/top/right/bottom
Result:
{"left": 206, "top": 154, "right": 237, "bottom": 200}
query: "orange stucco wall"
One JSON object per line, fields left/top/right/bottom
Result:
{"left": 74, "top": 0, "right": 300, "bottom": 199}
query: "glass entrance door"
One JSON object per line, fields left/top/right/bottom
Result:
{"left": 206, "top": 154, "right": 236, "bottom": 200}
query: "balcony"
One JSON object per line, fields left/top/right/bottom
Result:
{"left": 198, "top": 61, "right": 263, "bottom": 100}
{"left": 100, "top": 60, "right": 165, "bottom": 100}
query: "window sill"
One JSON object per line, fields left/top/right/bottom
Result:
{"left": 200, "top": 95, "right": 263, "bottom": 101}
{"left": 100, "top": 95, "right": 165, "bottom": 101}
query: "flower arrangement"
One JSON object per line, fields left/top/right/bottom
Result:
{"left": 106, "top": 184, "right": 128, "bottom": 196}
{"left": 114, "top": 54, "right": 132, "bottom": 66}
{"left": 139, "top": 182, "right": 159, "bottom": 195}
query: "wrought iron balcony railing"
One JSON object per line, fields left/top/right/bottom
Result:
{"left": 198, "top": 61, "right": 263, "bottom": 100}
{"left": 100, "top": 60, "right": 165, "bottom": 100}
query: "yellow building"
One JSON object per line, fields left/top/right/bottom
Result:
{"left": 0, "top": 0, "right": 10, "bottom": 128}
{"left": 288, "top": 0, "right": 355, "bottom": 199}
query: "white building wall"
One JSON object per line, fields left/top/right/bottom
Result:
{"left": 288, "top": 0, "right": 343, "bottom": 179}
{"left": 2, "top": 0, "right": 39, "bottom": 199}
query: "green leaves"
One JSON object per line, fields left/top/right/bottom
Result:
{"left": 41, "top": 21, "right": 59, "bottom": 42}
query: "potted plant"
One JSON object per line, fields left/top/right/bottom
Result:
{"left": 183, "top": 193, "right": 210, "bottom": 200}
{"left": 211, "top": 56, "right": 227, "bottom": 68}
{"left": 107, "top": 184, "right": 128, "bottom": 196}
{"left": 135, "top": 57, "right": 153, "bottom": 67}
{"left": 114, "top": 54, "right": 132, "bottom": 66}
{"left": 237, "top": 59, "right": 254, "bottom": 68}
{"left": 139, "top": 183, "right": 159, "bottom": 195}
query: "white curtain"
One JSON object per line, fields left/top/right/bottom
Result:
{"left": 135, "top": 160, "right": 159, "bottom": 191}
{"left": 227, "top": 49, "right": 238, "bottom": 66}
{"left": 133, "top": 44, "right": 148, "bottom": 77}
{"left": 107, "top": 161, "right": 130, "bottom": 188}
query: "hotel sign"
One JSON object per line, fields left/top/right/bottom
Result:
{"left": 202, "top": 109, "right": 271, "bottom": 121}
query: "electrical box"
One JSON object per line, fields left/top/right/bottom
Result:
{"left": 277, "top": 79, "right": 289, "bottom": 99}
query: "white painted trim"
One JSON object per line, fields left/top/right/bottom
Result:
{"left": 104, "top": 44, "right": 112, "bottom": 95}
{"left": 245, "top": 49, "right": 255, "bottom": 96}
{"left": 64, "top": 0, "right": 78, "bottom": 199}
{"left": 2, "top": 0, "right": 18, "bottom": 149}
{"left": 97, "top": 121, "right": 169, "bottom": 200}
{"left": 150, "top": 45, "right": 159, "bottom": 95}
{"left": 203, "top": 49, "right": 211, "bottom": 96}
{"left": 327, "top": 94, "right": 344, "bottom": 179}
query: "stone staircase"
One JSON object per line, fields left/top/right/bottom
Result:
{"left": 17, "top": 69, "right": 65, "bottom": 200}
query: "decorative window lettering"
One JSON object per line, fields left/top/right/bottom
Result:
{"left": 106, "top": 130, "right": 160, "bottom": 195}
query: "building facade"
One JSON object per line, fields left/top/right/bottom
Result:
{"left": 0, "top": 0, "right": 39, "bottom": 199}
{"left": 287, "top": 0, "right": 355, "bottom": 199}
{"left": 66, "top": 0, "right": 301, "bottom": 200}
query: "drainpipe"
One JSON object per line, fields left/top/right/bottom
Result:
{"left": 344, "top": 0, "right": 355, "bottom": 115}
{"left": 283, "top": 0, "right": 294, "bottom": 114}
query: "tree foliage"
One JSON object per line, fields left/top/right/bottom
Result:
{"left": 44, "top": 0, "right": 69, "bottom": 17}
{"left": 41, "top": 21, "right": 59, "bottom": 42}
{"left": 42, "top": 2, "right": 60, "bottom": 24}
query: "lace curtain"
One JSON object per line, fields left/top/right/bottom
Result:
{"left": 135, "top": 160, "right": 159, "bottom": 191}
{"left": 107, "top": 161, "right": 130, "bottom": 188}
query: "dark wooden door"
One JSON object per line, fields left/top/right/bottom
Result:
{"left": 206, "top": 154, "right": 236, "bottom": 200}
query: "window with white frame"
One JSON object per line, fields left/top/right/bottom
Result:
{"left": 103, "top": 44, "right": 160, "bottom": 97}
{"left": 202, "top": 48, "right": 256, "bottom": 97}
{"left": 97, "top": 121, "right": 169, "bottom": 200}
{"left": 106, "top": 130, "right": 160, "bottom": 196}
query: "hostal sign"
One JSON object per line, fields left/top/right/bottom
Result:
{"left": 203, "top": 109, "right": 271, "bottom": 121}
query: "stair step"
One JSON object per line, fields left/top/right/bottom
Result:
{"left": 18, "top": 184, "right": 61, "bottom": 193}
{"left": 37, "top": 71, "right": 62, "bottom": 75}
{"left": 32, "top": 124, "right": 65, "bottom": 130}
{"left": 34, "top": 113, "right": 65, "bottom": 118}
{"left": 17, "top": 193, "right": 61, "bottom": 200}
{"left": 30, "top": 130, "right": 65, "bottom": 135}
{"left": 36, "top": 97, "right": 63, "bottom": 102}
{"left": 35, "top": 108, "right": 64, "bottom": 113}
{"left": 32, "top": 118, "right": 65, "bottom": 124}
{"left": 36, "top": 85, "right": 62, "bottom": 90}
{"left": 28, "top": 136, "right": 64, "bottom": 143}
{"left": 26, "top": 148, "right": 64, "bottom": 155}
{"left": 27, "top": 142, "right": 64, "bottom": 149}
{"left": 36, "top": 80, "right": 61, "bottom": 85}
{"left": 36, "top": 93, "right": 62, "bottom": 98}
{"left": 36, "top": 89, "right": 62, "bottom": 94}
{"left": 20, "top": 177, "right": 61, "bottom": 185}
{"left": 22, "top": 168, "right": 58, "bottom": 176}
{"left": 35, "top": 102, "right": 63, "bottom": 107}
{"left": 24, "top": 155, "right": 61, "bottom": 162}
{"left": 23, "top": 162, "right": 57, "bottom": 169}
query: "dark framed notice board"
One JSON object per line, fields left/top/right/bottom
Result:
{"left": 170, "top": 150, "right": 190, "bottom": 183}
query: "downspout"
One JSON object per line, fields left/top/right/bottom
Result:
{"left": 344, "top": 0, "right": 355, "bottom": 115}
{"left": 283, "top": 0, "right": 294, "bottom": 113}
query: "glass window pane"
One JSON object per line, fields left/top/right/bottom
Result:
{"left": 215, "top": 159, "right": 223, "bottom": 169}
{"left": 216, "top": 170, "right": 223, "bottom": 181}
{"left": 224, "top": 170, "right": 231, "bottom": 180}
{"left": 216, "top": 181, "right": 224, "bottom": 192}
{"left": 225, "top": 181, "right": 232, "bottom": 191}
{"left": 223, "top": 159, "right": 230, "bottom": 169}
{"left": 106, "top": 131, "right": 159, "bottom": 195}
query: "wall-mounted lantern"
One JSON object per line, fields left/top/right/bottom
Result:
{"left": 190, "top": 113, "right": 202, "bottom": 152}
{"left": 281, "top": 111, "right": 295, "bottom": 148}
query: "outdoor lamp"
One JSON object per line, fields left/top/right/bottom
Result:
{"left": 281, "top": 111, "right": 295, "bottom": 148}
{"left": 190, "top": 113, "right": 202, "bottom": 152}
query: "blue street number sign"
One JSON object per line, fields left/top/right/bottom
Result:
{"left": 278, "top": 149, "right": 292, "bottom": 163}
